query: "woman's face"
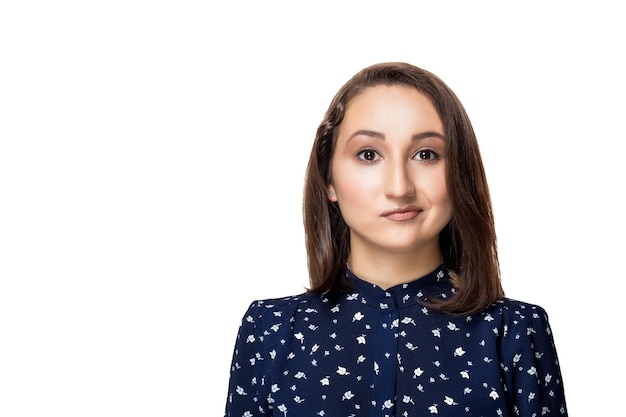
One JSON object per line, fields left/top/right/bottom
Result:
{"left": 328, "top": 85, "right": 452, "bottom": 258}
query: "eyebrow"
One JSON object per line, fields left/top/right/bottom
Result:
{"left": 347, "top": 129, "right": 445, "bottom": 142}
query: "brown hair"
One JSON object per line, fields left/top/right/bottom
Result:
{"left": 303, "top": 62, "right": 503, "bottom": 315}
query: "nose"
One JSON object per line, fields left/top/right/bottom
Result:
{"left": 384, "top": 160, "right": 416, "bottom": 199}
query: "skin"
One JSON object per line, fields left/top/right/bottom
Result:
{"left": 327, "top": 85, "right": 452, "bottom": 289}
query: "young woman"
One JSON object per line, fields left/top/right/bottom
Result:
{"left": 224, "top": 62, "right": 568, "bottom": 417}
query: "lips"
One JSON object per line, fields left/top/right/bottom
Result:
{"left": 381, "top": 206, "right": 422, "bottom": 221}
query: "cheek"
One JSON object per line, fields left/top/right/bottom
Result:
{"left": 332, "top": 165, "right": 380, "bottom": 204}
{"left": 421, "top": 170, "right": 451, "bottom": 208}
{"left": 436, "top": 179, "right": 453, "bottom": 220}
{"left": 335, "top": 176, "right": 371, "bottom": 203}
{"left": 433, "top": 179, "right": 450, "bottom": 204}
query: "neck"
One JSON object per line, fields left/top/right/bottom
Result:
{"left": 348, "top": 245, "right": 442, "bottom": 290}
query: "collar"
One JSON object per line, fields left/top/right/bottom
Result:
{"left": 344, "top": 265, "right": 453, "bottom": 310}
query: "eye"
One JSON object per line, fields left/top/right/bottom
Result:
{"left": 356, "top": 148, "right": 380, "bottom": 162}
{"left": 414, "top": 149, "right": 440, "bottom": 161}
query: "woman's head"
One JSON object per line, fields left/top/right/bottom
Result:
{"left": 303, "top": 62, "right": 503, "bottom": 314}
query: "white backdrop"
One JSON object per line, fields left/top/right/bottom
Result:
{"left": 1, "top": 1, "right": 623, "bottom": 416}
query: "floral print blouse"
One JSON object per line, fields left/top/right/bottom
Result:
{"left": 224, "top": 267, "right": 568, "bottom": 416}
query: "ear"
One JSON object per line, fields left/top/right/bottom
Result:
{"left": 327, "top": 185, "right": 338, "bottom": 202}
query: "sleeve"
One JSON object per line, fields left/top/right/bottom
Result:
{"left": 224, "top": 301, "right": 270, "bottom": 417}
{"left": 500, "top": 304, "right": 568, "bottom": 416}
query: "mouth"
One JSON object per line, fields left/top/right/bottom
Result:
{"left": 381, "top": 206, "right": 423, "bottom": 221}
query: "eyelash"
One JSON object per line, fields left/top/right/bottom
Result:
{"left": 414, "top": 149, "right": 440, "bottom": 162}
{"left": 356, "top": 148, "right": 380, "bottom": 162}
{"left": 356, "top": 148, "right": 441, "bottom": 163}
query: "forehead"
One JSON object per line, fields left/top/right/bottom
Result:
{"left": 341, "top": 85, "right": 444, "bottom": 132}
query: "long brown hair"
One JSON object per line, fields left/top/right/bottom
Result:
{"left": 303, "top": 62, "right": 503, "bottom": 315}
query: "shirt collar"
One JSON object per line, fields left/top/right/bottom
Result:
{"left": 344, "top": 265, "right": 453, "bottom": 310}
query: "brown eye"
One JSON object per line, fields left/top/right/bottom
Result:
{"left": 414, "top": 150, "right": 439, "bottom": 161}
{"left": 357, "top": 149, "right": 379, "bottom": 162}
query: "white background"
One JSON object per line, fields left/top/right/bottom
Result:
{"left": 1, "top": 1, "right": 624, "bottom": 416}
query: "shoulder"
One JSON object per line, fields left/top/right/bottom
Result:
{"left": 238, "top": 292, "right": 317, "bottom": 331}
{"left": 483, "top": 297, "right": 558, "bottom": 348}
{"left": 245, "top": 292, "right": 314, "bottom": 314}
{"left": 234, "top": 292, "right": 323, "bottom": 354}
{"left": 475, "top": 297, "right": 554, "bottom": 336}
{"left": 486, "top": 297, "right": 550, "bottom": 318}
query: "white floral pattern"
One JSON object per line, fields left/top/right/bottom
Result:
{"left": 224, "top": 267, "right": 568, "bottom": 416}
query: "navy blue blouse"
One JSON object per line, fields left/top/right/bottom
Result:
{"left": 224, "top": 267, "right": 568, "bottom": 416}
